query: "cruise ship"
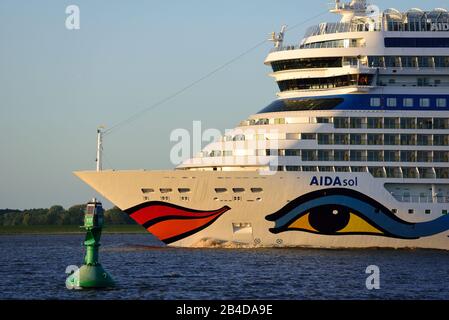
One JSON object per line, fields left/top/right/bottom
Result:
{"left": 76, "top": 0, "right": 449, "bottom": 250}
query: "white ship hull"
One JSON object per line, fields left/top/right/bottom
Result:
{"left": 75, "top": 170, "right": 449, "bottom": 250}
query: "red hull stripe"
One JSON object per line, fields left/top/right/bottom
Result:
{"left": 130, "top": 205, "right": 229, "bottom": 225}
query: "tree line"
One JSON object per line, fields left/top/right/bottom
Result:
{"left": 0, "top": 205, "right": 135, "bottom": 226}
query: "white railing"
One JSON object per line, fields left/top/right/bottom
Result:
{"left": 392, "top": 194, "right": 449, "bottom": 203}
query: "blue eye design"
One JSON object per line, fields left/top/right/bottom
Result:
{"left": 266, "top": 188, "right": 449, "bottom": 239}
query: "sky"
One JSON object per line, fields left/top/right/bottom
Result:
{"left": 1, "top": 0, "right": 448, "bottom": 209}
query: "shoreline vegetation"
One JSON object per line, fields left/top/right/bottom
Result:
{"left": 0, "top": 225, "right": 146, "bottom": 235}
{"left": 0, "top": 205, "right": 146, "bottom": 235}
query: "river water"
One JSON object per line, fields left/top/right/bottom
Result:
{"left": 0, "top": 234, "right": 448, "bottom": 300}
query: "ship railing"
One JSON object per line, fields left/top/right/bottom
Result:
{"left": 270, "top": 45, "right": 300, "bottom": 53}
{"left": 391, "top": 194, "right": 449, "bottom": 203}
{"left": 376, "top": 67, "right": 449, "bottom": 72}
{"left": 378, "top": 81, "right": 449, "bottom": 87}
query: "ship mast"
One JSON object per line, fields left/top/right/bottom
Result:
{"left": 96, "top": 127, "right": 104, "bottom": 172}
{"left": 332, "top": 0, "right": 368, "bottom": 22}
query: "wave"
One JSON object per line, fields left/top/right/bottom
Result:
{"left": 190, "top": 238, "right": 256, "bottom": 249}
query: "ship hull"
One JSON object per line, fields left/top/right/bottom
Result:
{"left": 74, "top": 170, "right": 449, "bottom": 250}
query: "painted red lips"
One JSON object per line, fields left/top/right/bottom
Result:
{"left": 126, "top": 202, "right": 231, "bottom": 244}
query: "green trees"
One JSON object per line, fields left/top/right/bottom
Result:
{"left": 104, "top": 207, "right": 134, "bottom": 225}
{"left": 0, "top": 205, "right": 134, "bottom": 226}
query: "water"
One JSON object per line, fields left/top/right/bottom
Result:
{"left": 0, "top": 234, "right": 448, "bottom": 300}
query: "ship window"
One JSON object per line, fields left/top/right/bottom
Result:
{"left": 436, "top": 98, "right": 447, "bottom": 108}
{"left": 387, "top": 98, "right": 397, "bottom": 107}
{"left": 350, "top": 118, "right": 364, "bottom": 129}
{"left": 367, "top": 150, "right": 382, "bottom": 162}
{"left": 258, "top": 98, "right": 345, "bottom": 113}
{"left": 401, "top": 118, "right": 416, "bottom": 129}
{"left": 232, "top": 188, "right": 245, "bottom": 193}
{"left": 443, "top": 210, "right": 448, "bottom": 215}
{"left": 318, "top": 150, "right": 332, "bottom": 161}
{"left": 367, "top": 134, "right": 383, "bottom": 145}
{"left": 368, "top": 167, "right": 385, "bottom": 178}
{"left": 318, "top": 134, "right": 332, "bottom": 145}
{"left": 274, "top": 118, "right": 286, "bottom": 124}
{"left": 277, "top": 75, "right": 359, "bottom": 92}
{"left": 401, "top": 134, "right": 416, "bottom": 146}
{"left": 392, "top": 209, "right": 398, "bottom": 214}
{"left": 334, "top": 133, "right": 349, "bottom": 145}
{"left": 335, "top": 167, "right": 350, "bottom": 173}
{"left": 401, "top": 151, "right": 416, "bottom": 162}
{"left": 434, "top": 151, "right": 449, "bottom": 162}
{"left": 385, "top": 167, "right": 402, "bottom": 178}
{"left": 302, "top": 150, "right": 317, "bottom": 161}
{"left": 251, "top": 188, "right": 263, "bottom": 193}
{"left": 402, "top": 167, "right": 419, "bottom": 179}
{"left": 285, "top": 149, "right": 301, "bottom": 156}
{"left": 385, "top": 151, "right": 399, "bottom": 162}
{"left": 434, "top": 135, "right": 449, "bottom": 146}
{"left": 434, "top": 118, "right": 449, "bottom": 129}
{"left": 384, "top": 134, "right": 399, "bottom": 145}
{"left": 419, "top": 98, "right": 430, "bottom": 108}
{"left": 316, "top": 117, "right": 331, "bottom": 124}
{"left": 350, "top": 134, "right": 365, "bottom": 145}
{"left": 367, "top": 118, "right": 383, "bottom": 129}
{"left": 351, "top": 150, "right": 365, "bottom": 161}
{"left": 334, "top": 117, "right": 349, "bottom": 129}
{"left": 385, "top": 38, "right": 449, "bottom": 48}
{"left": 408, "top": 209, "right": 415, "bottom": 214}
{"left": 271, "top": 57, "right": 343, "bottom": 72}
{"left": 417, "top": 78, "right": 430, "bottom": 87}
{"left": 302, "top": 166, "right": 318, "bottom": 172}
{"left": 286, "top": 166, "right": 301, "bottom": 172}
{"left": 215, "top": 188, "right": 228, "bottom": 193}
{"left": 160, "top": 188, "right": 173, "bottom": 194}
{"left": 370, "top": 98, "right": 381, "bottom": 107}
{"left": 385, "top": 56, "right": 401, "bottom": 68}
{"left": 141, "top": 188, "right": 155, "bottom": 194}
{"left": 334, "top": 150, "right": 349, "bottom": 161}
{"left": 384, "top": 118, "right": 399, "bottom": 129}
{"left": 403, "top": 98, "right": 414, "bottom": 107}
{"left": 301, "top": 133, "right": 316, "bottom": 140}
{"left": 417, "top": 118, "right": 432, "bottom": 130}
{"left": 233, "top": 134, "right": 246, "bottom": 141}
{"left": 178, "top": 188, "right": 191, "bottom": 194}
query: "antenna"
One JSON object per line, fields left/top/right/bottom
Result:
{"left": 269, "top": 25, "right": 287, "bottom": 48}
{"left": 96, "top": 126, "right": 105, "bottom": 172}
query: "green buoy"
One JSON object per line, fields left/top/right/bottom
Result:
{"left": 66, "top": 198, "right": 115, "bottom": 289}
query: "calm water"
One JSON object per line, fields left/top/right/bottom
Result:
{"left": 0, "top": 234, "right": 448, "bottom": 300}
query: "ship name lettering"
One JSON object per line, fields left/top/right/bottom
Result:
{"left": 310, "top": 176, "right": 358, "bottom": 187}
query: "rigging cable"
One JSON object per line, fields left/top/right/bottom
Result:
{"left": 103, "top": 9, "right": 329, "bottom": 137}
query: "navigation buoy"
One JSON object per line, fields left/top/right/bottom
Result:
{"left": 66, "top": 199, "right": 115, "bottom": 289}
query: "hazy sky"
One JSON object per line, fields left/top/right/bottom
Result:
{"left": 1, "top": 0, "right": 448, "bottom": 209}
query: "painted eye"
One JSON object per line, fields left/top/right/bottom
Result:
{"left": 266, "top": 188, "right": 449, "bottom": 240}
{"left": 286, "top": 204, "right": 384, "bottom": 236}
